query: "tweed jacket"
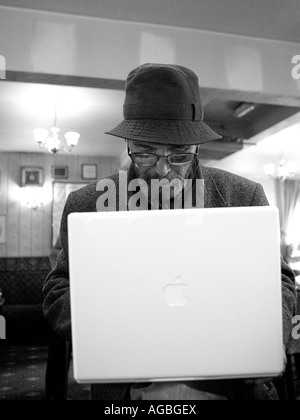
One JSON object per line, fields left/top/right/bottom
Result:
{"left": 42, "top": 163, "right": 297, "bottom": 400}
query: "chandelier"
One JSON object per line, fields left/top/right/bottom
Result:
{"left": 264, "top": 158, "right": 297, "bottom": 182}
{"left": 33, "top": 104, "right": 80, "bottom": 155}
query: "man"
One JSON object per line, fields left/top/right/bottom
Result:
{"left": 43, "top": 63, "right": 297, "bottom": 400}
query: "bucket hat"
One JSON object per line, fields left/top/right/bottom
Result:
{"left": 106, "top": 63, "right": 221, "bottom": 145}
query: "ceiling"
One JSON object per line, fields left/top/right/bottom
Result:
{"left": 0, "top": 0, "right": 300, "bottom": 161}
{"left": 0, "top": 80, "right": 126, "bottom": 157}
{"left": 1, "top": 77, "right": 298, "bottom": 161}
{"left": 1, "top": 0, "right": 300, "bottom": 43}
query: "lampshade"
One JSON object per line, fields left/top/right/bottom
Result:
{"left": 33, "top": 128, "right": 48, "bottom": 144}
{"left": 264, "top": 160, "right": 298, "bottom": 181}
{"left": 33, "top": 104, "right": 80, "bottom": 155}
{"left": 64, "top": 132, "right": 80, "bottom": 147}
{"left": 45, "top": 136, "right": 61, "bottom": 154}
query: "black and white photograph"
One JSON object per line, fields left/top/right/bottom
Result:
{"left": 81, "top": 164, "right": 98, "bottom": 180}
{"left": 0, "top": 0, "right": 299, "bottom": 404}
{"left": 21, "top": 167, "right": 44, "bottom": 187}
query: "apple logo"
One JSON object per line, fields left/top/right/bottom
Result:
{"left": 163, "top": 275, "right": 188, "bottom": 307}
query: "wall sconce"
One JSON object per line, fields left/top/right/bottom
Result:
{"left": 264, "top": 158, "right": 298, "bottom": 182}
{"left": 20, "top": 187, "right": 44, "bottom": 210}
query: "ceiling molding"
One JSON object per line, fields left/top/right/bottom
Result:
{"left": 2, "top": 71, "right": 300, "bottom": 160}
{"left": 5, "top": 71, "right": 125, "bottom": 90}
{"left": 248, "top": 110, "right": 300, "bottom": 144}
{"left": 201, "top": 87, "right": 300, "bottom": 108}
{"left": 6, "top": 72, "right": 300, "bottom": 109}
{"left": 245, "top": 106, "right": 300, "bottom": 139}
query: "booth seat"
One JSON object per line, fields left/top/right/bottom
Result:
{"left": 0, "top": 257, "right": 51, "bottom": 342}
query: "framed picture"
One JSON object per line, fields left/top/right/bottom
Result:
{"left": 21, "top": 167, "right": 43, "bottom": 187}
{"left": 51, "top": 165, "right": 69, "bottom": 180}
{"left": 82, "top": 164, "right": 98, "bottom": 180}
{"left": 0, "top": 215, "right": 6, "bottom": 244}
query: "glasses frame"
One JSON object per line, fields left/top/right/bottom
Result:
{"left": 127, "top": 145, "right": 199, "bottom": 167}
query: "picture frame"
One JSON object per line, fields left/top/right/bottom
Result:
{"left": 81, "top": 164, "right": 98, "bottom": 180}
{"left": 21, "top": 167, "right": 43, "bottom": 187}
{"left": 0, "top": 215, "right": 6, "bottom": 244}
{"left": 51, "top": 165, "right": 69, "bottom": 180}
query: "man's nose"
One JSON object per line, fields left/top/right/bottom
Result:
{"left": 155, "top": 156, "right": 171, "bottom": 177}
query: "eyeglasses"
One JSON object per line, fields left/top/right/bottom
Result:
{"left": 128, "top": 147, "right": 199, "bottom": 167}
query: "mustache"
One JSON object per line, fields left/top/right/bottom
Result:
{"left": 141, "top": 174, "right": 186, "bottom": 204}
{"left": 142, "top": 172, "right": 185, "bottom": 184}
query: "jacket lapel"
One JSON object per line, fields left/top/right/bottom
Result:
{"left": 198, "top": 165, "right": 228, "bottom": 208}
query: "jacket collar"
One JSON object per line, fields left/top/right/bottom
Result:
{"left": 199, "top": 165, "right": 228, "bottom": 208}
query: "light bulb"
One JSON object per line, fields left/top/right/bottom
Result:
{"left": 46, "top": 136, "right": 61, "bottom": 154}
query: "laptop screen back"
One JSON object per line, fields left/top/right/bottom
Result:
{"left": 68, "top": 207, "right": 283, "bottom": 383}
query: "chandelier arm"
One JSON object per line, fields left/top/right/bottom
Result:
{"left": 54, "top": 103, "right": 59, "bottom": 127}
{"left": 33, "top": 104, "right": 79, "bottom": 154}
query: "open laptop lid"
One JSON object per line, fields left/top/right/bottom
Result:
{"left": 68, "top": 207, "right": 283, "bottom": 383}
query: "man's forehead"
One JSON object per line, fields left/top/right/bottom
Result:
{"left": 129, "top": 140, "right": 192, "bottom": 149}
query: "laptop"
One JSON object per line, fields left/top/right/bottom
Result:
{"left": 68, "top": 206, "right": 283, "bottom": 384}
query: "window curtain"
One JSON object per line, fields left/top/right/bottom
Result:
{"left": 275, "top": 179, "right": 300, "bottom": 262}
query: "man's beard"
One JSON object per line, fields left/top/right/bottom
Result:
{"left": 134, "top": 166, "right": 193, "bottom": 209}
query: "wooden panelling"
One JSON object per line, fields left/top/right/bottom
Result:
{"left": 0, "top": 154, "right": 8, "bottom": 257}
{"left": 7, "top": 153, "right": 20, "bottom": 257}
{"left": 0, "top": 152, "right": 119, "bottom": 257}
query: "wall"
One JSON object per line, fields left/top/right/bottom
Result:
{"left": 0, "top": 152, "right": 119, "bottom": 257}
{"left": 207, "top": 147, "right": 277, "bottom": 206}
{"left": 207, "top": 123, "right": 300, "bottom": 209}
{"left": 207, "top": 144, "right": 300, "bottom": 251}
